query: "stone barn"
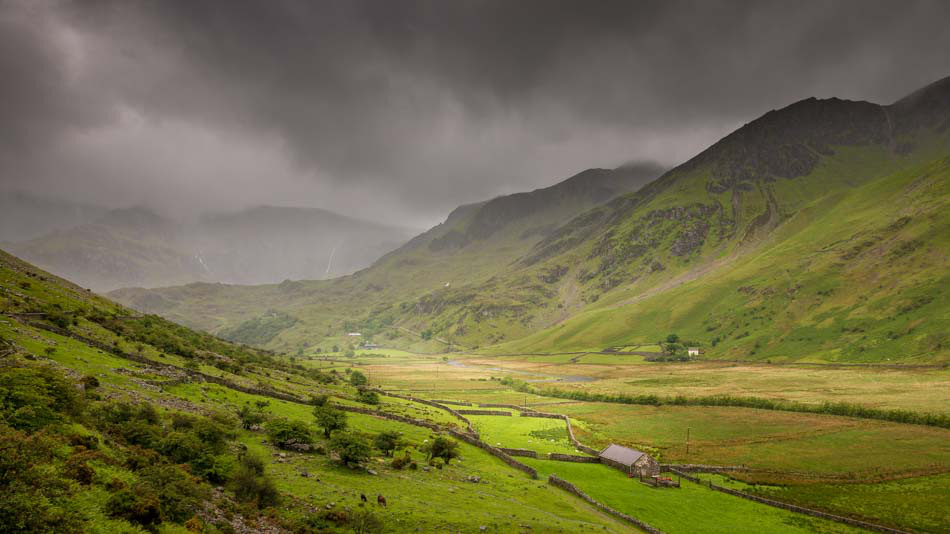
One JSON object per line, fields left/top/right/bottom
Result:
{"left": 598, "top": 444, "right": 659, "bottom": 477}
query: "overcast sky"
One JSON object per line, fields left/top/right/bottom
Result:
{"left": 2, "top": 0, "right": 949, "bottom": 228}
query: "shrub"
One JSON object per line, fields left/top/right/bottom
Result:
{"left": 80, "top": 375, "right": 100, "bottom": 390}
{"left": 390, "top": 450, "right": 412, "bottom": 469}
{"left": 329, "top": 432, "right": 371, "bottom": 467}
{"left": 266, "top": 419, "right": 313, "bottom": 449}
{"left": 229, "top": 455, "right": 280, "bottom": 509}
{"left": 349, "top": 371, "right": 368, "bottom": 386}
{"left": 138, "top": 465, "right": 207, "bottom": 523}
{"left": 0, "top": 427, "right": 85, "bottom": 533}
{"left": 0, "top": 366, "right": 82, "bottom": 431}
{"left": 64, "top": 455, "right": 94, "bottom": 485}
{"left": 350, "top": 509, "right": 384, "bottom": 534}
{"left": 237, "top": 404, "right": 266, "bottom": 430}
{"left": 357, "top": 390, "right": 380, "bottom": 405}
{"left": 106, "top": 485, "right": 163, "bottom": 527}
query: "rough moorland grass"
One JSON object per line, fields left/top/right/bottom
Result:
{"left": 505, "top": 378, "right": 950, "bottom": 429}
{"left": 453, "top": 356, "right": 950, "bottom": 415}
{"left": 523, "top": 459, "right": 861, "bottom": 534}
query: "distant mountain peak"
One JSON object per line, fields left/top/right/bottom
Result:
{"left": 889, "top": 74, "right": 950, "bottom": 133}
{"left": 95, "top": 206, "right": 171, "bottom": 229}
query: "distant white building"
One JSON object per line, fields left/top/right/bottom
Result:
{"left": 346, "top": 332, "right": 362, "bottom": 337}
{"left": 687, "top": 347, "right": 700, "bottom": 356}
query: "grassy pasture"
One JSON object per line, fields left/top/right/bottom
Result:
{"left": 694, "top": 473, "right": 950, "bottom": 533}
{"left": 467, "top": 414, "right": 579, "bottom": 455}
{"left": 523, "top": 459, "right": 860, "bottom": 534}
{"left": 534, "top": 402, "right": 950, "bottom": 477}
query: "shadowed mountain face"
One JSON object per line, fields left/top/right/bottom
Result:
{"left": 7, "top": 205, "right": 415, "bottom": 291}
{"left": 109, "top": 77, "right": 950, "bottom": 363}
{"left": 421, "top": 163, "right": 665, "bottom": 251}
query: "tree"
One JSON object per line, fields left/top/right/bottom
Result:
{"left": 311, "top": 394, "right": 329, "bottom": 407}
{"left": 266, "top": 419, "right": 313, "bottom": 449}
{"left": 424, "top": 436, "right": 460, "bottom": 465}
{"left": 349, "top": 370, "right": 368, "bottom": 386}
{"left": 313, "top": 406, "right": 347, "bottom": 438}
{"left": 374, "top": 431, "right": 401, "bottom": 456}
{"left": 666, "top": 333, "right": 680, "bottom": 344}
{"left": 237, "top": 404, "right": 266, "bottom": 430}
{"left": 357, "top": 390, "right": 379, "bottom": 405}
{"left": 421, "top": 329, "right": 433, "bottom": 341}
{"left": 329, "top": 432, "right": 371, "bottom": 467}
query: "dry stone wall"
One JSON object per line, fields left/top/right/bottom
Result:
{"left": 477, "top": 400, "right": 602, "bottom": 457}
{"left": 668, "top": 469, "right": 909, "bottom": 534}
{"left": 447, "top": 429, "right": 538, "bottom": 479}
{"left": 373, "top": 390, "right": 476, "bottom": 433}
{"left": 430, "top": 399, "right": 473, "bottom": 406}
{"left": 548, "top": 453, "right": 600, "bottom": 463}
{"left": 499, "top": 448, "right": 538, "bottom": 458}
{"left": 457, "top": 409, "right": 512, "bottom": 416}
{"left": 548, "top": 475, "right": 663, "bottom": 534}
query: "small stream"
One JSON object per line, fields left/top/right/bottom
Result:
{"left": 446, "top": 360, "right": 596, "bottom": 383}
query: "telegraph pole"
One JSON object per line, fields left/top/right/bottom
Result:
{"left": 686, "top": 427, "right": 690, "bottom": 456}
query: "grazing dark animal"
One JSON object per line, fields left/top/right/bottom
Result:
{"left": 360, "top": 493, "right": 367, "bottom": 502}
{"left": 377, "top": 494, "right": 387, "bottom": 507}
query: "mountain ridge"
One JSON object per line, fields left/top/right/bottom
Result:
{"left": 8, "top": 204, "right": 416, "bottom": 291}
{"left": 109, "top": 76, "right": 950, "bottom": 362}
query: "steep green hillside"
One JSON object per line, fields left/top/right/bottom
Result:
{"left": 111, "top": 77, "right": 950, "bottom": 362}
{"left": 0, "top": 249, "right": 635, "bottom": 533}
{"left": 110, "top": 164, "right": 664, "bottom": 350}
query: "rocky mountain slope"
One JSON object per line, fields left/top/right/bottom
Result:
{"left": 110, "top": 77, "right": 950, "bottom": 362}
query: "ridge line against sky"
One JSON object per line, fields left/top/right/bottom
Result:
{"left": 2, "top": 0, "right": 949, "bottom": 228}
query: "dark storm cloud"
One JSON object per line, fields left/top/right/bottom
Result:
{"left": 2, "top": 0, "right": 949, "bottom": 226}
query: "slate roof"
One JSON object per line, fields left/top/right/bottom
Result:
{"left": 598, "top": 444, "right": 646, "bottom": 466}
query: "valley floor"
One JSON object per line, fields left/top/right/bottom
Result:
{"left": 344, "top": 348, "right": 950, "bottom": 533}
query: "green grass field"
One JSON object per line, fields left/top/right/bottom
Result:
{"left": 467, "top": 414, "right": 579, "bottom": 455}
{"left": 694, "top": 473, "right": 950, "bottom": 533}
{"left": 523, "top": 460, "right": 861, "bottom": 534}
